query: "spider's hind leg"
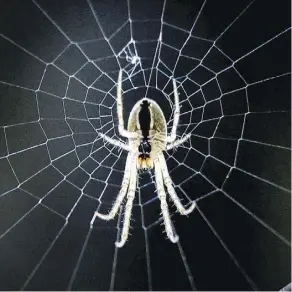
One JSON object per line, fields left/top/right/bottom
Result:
{"left": 116, "top": 69, "right": 139, "bottom": 139}
{"left": 167, "top": 78, "right": 180, "bottom": 143}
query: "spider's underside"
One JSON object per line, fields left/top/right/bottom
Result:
{"left": 91, "top": 70, "right": 196, "bottom": 247}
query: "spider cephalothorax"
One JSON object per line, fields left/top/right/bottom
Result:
{"left": 91, "top": 70, "right": 196, "bottom": 247}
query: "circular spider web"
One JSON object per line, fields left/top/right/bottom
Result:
{"left": 0, "top": 0, "right": 290, "bottom": 290}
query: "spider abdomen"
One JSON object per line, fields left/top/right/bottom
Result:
{"left": 127, "top": 97, "right": 168, "bottom": 169}
{"left": 139, "top": 100, "right": 151, "bottom": 138}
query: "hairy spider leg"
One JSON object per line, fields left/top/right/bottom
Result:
{"left": 158, "top": 153, "right": 196, "bottom": 215}
{"left": 98, "top": 132, "right": 130, "bottom": 152}
{"left": 167, "top": 79, "right": 180, "bottom": 143}
{"left": 115, "top": 160, "right": 137, "bottom": 247}
{"left": 116, "top": 70, "right": 139, "bottom": 139}
{"left": 154, "top": 159, "right": 179, "bottom": 243}
{"left": 92, "top": 153, "right": 134, "bottom": 221}
{"left": 166, "top": 133, "right": 191, "bottom": 150}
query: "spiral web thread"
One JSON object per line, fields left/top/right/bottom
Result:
{"left": 0, "top": 0, "right": 290, "bottom": 290}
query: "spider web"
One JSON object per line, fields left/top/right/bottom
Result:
{"left": 0, "top": 0, "right": 291, "bottom": 290}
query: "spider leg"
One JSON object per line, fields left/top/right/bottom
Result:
{"left": 158, "top": 153, "right": 196, "bottom": 215}
{"left": 98, "top": 132, "right": 130, "bottom": 151}
{"left": 115, "top": 161, "right": 137, "bottom": 248}
{"left": 154, "top": 159, "right": 179, "bottom": 243}
{"left": 166, "top": 133, "right": 191, "bottom": 150}
{"left": 116, "top": 69, "right": 139, "bottom": 139}
{"left": 167, "top": 78, "right": 180, "bottom": 143}
{"left": 92, "top": 153, "right": 134, "bottom": 222}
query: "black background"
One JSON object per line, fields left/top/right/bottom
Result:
{"left": 0, "top": 0, "right": 291, "bottom": 290}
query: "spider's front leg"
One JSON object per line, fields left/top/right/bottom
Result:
{"left": 91, "top": 152, "right": 135, "bottom": 223}
{"left": 115, "top": 159, "right": 137, "bottom": 248}
{"left": 158, "top": 153, "right": 196, "bottom": 215}
{"left": 154, "top": 159, "right": 179, "bottom": 243}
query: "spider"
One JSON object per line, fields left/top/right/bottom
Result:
{"left": 91, "top": 70, "right": 196, "bottom": 247}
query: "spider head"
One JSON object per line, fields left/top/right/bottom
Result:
{"left": 137, "top": 155, "right": 153, "bottom": 170}
{"left": 137, "top": 139, "right": 153, "bottom": 170}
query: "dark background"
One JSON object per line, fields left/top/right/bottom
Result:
{"left": 0, "top": 0, "right": 291, "bottom": 290}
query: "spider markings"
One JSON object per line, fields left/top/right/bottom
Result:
{"left": 138, "top": 100, "right": 152, "bottom": 169}
{"left": 91, "top": 70, "right": 195, "bottom": 247}
{"left": 139, "top": 99, "right": 151, "bottom": 138}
